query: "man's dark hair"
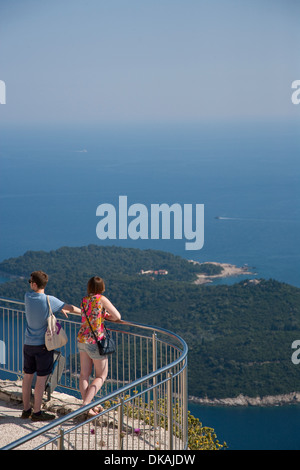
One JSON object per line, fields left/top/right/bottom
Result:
{"left": 30, "top": 271, "right": 48, "bottom": 289}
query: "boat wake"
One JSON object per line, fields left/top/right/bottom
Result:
{"left": 215, "top": 216, "right": 244, "bottom": 220}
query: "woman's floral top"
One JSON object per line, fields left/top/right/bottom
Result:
{"left": 77, "top": 294, "right": 108, "bottom": 344}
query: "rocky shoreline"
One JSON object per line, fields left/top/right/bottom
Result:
{"left": 189, "top": 392, "right": 300, "bottom": 407}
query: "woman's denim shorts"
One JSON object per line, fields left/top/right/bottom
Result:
{"left": 77, "top": 341, "right": 108, "bottom": 360}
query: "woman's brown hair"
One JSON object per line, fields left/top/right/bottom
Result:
{"left": 87, "top": 276, "right": 105, "bottom": 295}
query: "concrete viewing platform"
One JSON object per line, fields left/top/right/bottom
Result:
{"left": 0, "top": 379, "right": 176, "bottom": 450}
{"left": 0, "top": 379, "right": 83, "bottom": 449}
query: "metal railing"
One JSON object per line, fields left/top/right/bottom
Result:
{"left": 0, "top": 297, "right": 188, "bottom": 450}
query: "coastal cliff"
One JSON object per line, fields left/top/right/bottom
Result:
{"left": 189, "top": 392, "right": 300, "bottom": 407}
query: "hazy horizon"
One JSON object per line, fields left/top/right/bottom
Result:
{"left": 1, "top": 0, "right": 299, "bottom": 126}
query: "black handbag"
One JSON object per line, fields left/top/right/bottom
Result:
{"left": 82, "top": 303, "right": 116, "bottom": 356}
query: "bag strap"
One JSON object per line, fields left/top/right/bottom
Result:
{"left": 47, "top": 295, "right": 53, "bottom": 317}
{"left": 46, "top": 295, "right": 57, "bottom": 335}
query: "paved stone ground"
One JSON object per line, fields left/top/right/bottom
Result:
{"left": 0, "top": 379, "right": 178, "bottom": 450}
{"left": 0, "top": 379, "right": 83, "bottom": 449}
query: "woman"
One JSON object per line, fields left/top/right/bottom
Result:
{"left": 77, "top": 276, "right": 121, "bottom": 416}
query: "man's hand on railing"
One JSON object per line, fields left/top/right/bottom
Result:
{"left": 61, "top": 304, "right": 81, "bottom": 318}
{"left": 61, "top": 308, "right": 69, "bottom": 318}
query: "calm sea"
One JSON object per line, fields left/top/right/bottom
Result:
{"left": 0, "top": 120, "right": 299, "bottom": 449}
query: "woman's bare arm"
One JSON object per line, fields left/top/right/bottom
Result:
{"left": 101, "top": 296, "right": 121, "bottom": 322}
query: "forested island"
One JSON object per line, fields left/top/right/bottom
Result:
{"left": 1, "top": 244, "right": 300, "bottom": 402}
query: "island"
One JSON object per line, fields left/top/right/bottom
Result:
{"left": 0, "top": 244, "right": 300, "bottom": 403}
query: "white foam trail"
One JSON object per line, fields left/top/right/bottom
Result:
{"left": 216, "top": 216, "right": 243, "bottom": 220}
{"left": 215, "top": 216, "right": 294, "bottom": 223}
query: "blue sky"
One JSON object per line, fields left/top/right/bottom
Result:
{"left": 0, "top": 0, "right": 299, "bottom": 125}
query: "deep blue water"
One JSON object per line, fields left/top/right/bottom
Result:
{"left": 189, "top": 402, "right": 300, "bottom": 450}
{"left": 0, "top": 120, "right": 299, "bottom": 449}
{"left": 0, "top": 121, "right": 299, "bottom": 288}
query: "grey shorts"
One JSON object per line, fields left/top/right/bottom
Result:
{"left": 77, "top": 341, "right": 108, "bottom": 360}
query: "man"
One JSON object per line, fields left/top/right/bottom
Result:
{"left": 21, "top": 270, "right": 81, "bottom": 421}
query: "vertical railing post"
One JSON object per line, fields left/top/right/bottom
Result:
{"left": 118, "top": 397, "right": 124, "bottom": 450}
{"left": 167, "top": 372, "right": 173, "bottom": 450}
{"left": 182, "top": 361, "right": 188, "bottom": 448}
{"left": 152, "top": 332, "right": 157, "bottom": 428}
{"left": 58, "top": 426, "right": 64, "bottom": 450}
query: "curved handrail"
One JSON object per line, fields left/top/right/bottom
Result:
{"left": 2, "top": 357, "right": 187, "bottom": 450}
{"left": 0, "top": 297, "right": 188, "bottom": 450}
